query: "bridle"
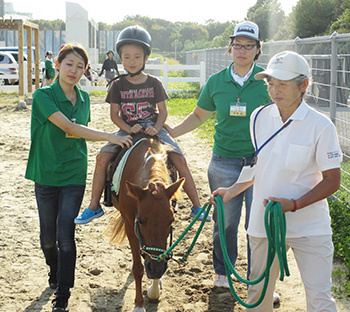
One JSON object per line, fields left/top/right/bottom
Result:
{"left": 134, "top": 215, "right": 173, "bottom": 262}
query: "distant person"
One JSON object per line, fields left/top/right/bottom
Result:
{"left": 164, "top": 21, "right": 271, "bottom": 289}
{"left": 25, "top": 43, "right": 132, "bottom": 312}
{"left": 42, "top": 51, "right": 55, "bottom": 86}
{"left": 75, "top": 25, "right": 206, "bottom": 225}
{"left": 209, "top": 51, "right": 341, "bottom": 311}
{"left": 99, "top": 50, "right": 119, "bottom": 82}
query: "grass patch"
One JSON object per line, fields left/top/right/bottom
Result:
{"left": 90, "top": 90, "right": 108, "bottom": 97}
{"left": 168, "top": 82, "right": 200, "bottom": 91}
{"left": 166, "top": 97, "right": 216, "bottom": 146}
{"left": 329, "top": 198, "right": 350, "bottom": 298}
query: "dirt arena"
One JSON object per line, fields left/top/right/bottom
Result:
{"left": 0, "top": 95, "right": 349, "bottom": 311}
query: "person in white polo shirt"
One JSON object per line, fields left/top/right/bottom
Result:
{"left": 209, "top": 50, "right": 342, "bottom": 311}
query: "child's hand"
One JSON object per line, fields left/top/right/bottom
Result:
{"left": 130, "top": 124, "right": 143, "bottom": 134}
{"left": 144, "top": 126, "right": 158, "bottom": 136}
{"left": 110, "top": 134, "right": 133, "bottom": 148}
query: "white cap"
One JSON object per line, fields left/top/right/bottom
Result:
{"left": 255, "top": 51, "right": 310, "bottom": 81}
{"left": 230, "top": 21, "right": 259, "bottom": 41}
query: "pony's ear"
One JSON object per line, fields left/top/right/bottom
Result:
{"left": 165, "top": 177, "right": 185, "bottom": 199}
{"left": 126, "top": 181, "right": 146, "bottom": 201}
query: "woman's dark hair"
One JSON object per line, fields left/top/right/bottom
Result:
{"left": 226, "top": 39, "right": 262, "bottom": 61}
{"left": 53, "top": 43, "right": 89, "bottom": 82}
{"left": 57, "top": 43, "right": 89, "bottom": 68}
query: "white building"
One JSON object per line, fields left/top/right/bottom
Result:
{"left": 65, "top": 2, "right": 98, "bottom": 63}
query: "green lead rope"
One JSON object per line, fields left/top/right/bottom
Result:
{"left": 216, "top": 196, "right": 290, "bottom": 308}
{"left": 158, "top": 196, "right": 289, "bottom": 309}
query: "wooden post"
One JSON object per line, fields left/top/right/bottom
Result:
{"left": 34, "top": 28, "right": 40, "bottom": 90}
{"left": 26, "top": 26, "right": 33, "bottom": 95}
{"left": 18, "top": 22, "right": 24, "bottom": 98}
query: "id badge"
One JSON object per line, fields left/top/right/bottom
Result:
{"left": 236, "top": 165, "right": 255, "bottom": 183}
{"left": 230, "top": 102, "right": 247, "bottom": 116}
{"left": 66, "top": 118, "right": 79, "bottom": 138}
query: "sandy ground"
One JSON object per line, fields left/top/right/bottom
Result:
{"left": 0, "top": 95, "right": 349, "bottom": 312}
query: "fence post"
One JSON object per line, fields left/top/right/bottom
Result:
{"left": 163, "top": 61, "right": 168, "bottom": 92}
{"left": 200, "top": 61, "right": 206, "bottom": 89}
{"left": 23, "top": 61, "right": 28, "bottom": 96}
{"left": 329, "top": 32, "right": 338, "bottom": 124}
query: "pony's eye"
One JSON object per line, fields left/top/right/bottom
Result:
{"left": 138, "top": 218, "right": 145, "bottom": 226}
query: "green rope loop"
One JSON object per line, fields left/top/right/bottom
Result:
{"left": 157, "top": 196, "right": 289, "bottom": 309}
{"left": 216, "top": 195, "right": 290, "bottom": 308}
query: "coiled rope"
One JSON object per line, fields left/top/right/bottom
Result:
{"left": 216, "top": 196, "right": 290, "bottom": 308}
{"left": 158, "top": 196, "right": 290, "bottom": 308}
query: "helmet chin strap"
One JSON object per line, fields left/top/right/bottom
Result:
{"left": 128, "top": 63, "right": 145, "bottom": 77}
{"left": 106, "top": 59, "right": 147, "bottom": 86}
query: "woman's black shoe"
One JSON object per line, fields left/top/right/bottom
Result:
{"left": 52, "top": 291, "right": 70, "bottom": 311}
{"left": 48, "top": 270, "right": 58, "bottom": 289}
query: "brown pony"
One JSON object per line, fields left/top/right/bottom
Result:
{"left": 106, "top": 137, "right": 184, "bottom": 312}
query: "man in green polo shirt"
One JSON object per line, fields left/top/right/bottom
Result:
{"left": 42, "top": 51, "right": 55, "bottom": 86}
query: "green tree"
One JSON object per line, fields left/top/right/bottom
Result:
{"left": 211, "top": 23, "right": 236, "bottom": 48}
{"left": 30, "top": 19, "right": 65, "bottom": 30}
{"left": 179, "top": 25, "right": 209, "bottom": 43}
{"left": 291, "top": 0, "right": 337, "bottom": 38}
{"left": 204, "top": 20, "right": 232, "bottom": 40}
{"left": 330, "top": 0, "right": 350, "bottom": 33}
{"left": 246, "top": 0, "right": 286, "bottom": 41}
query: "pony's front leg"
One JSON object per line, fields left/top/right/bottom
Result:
{"left": 132, "top": 259, "right": 144, "bottom": 312}
{"left": 147, "top": 278, "right": 162, "bottom": 301}
{"left": 127, "top": 228, "right": 145, "bottom": 311}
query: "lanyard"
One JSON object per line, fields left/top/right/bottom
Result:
{"left": 251, "top": 103, "right": 293, "bottom": 166}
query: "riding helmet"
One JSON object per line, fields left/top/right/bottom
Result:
{"left": 116, "top": 25, "right": 152, "bottom": 57}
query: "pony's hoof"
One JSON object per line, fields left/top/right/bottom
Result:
{"left": 147, "top": 279, "right": 162, "bottom": 301}
{"left": 132, "top": 307, "right": 145, "bottom": 312}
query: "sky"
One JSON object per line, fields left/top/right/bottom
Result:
{"left": 10, "top": 0, "right": 299, "bottom": 25}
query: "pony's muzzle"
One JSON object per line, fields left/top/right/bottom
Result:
{"left": 145, "top": 258, "right": 168, "bottom": 279}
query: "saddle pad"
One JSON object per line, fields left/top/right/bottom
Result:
{"left": 112, "top": 138, "right": 147, "bottom": 195}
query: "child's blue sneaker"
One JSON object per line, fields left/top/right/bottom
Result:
{"left": 190, "top": 206, "right": 211, "bottom": 222}
{"left": 74, "top": 206, "right": 104, "bottom": 224}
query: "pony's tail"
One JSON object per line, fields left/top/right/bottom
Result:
{"left": 103, "top": 208, "right": 127, "bottom": 245}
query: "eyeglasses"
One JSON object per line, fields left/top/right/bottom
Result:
{"left": 231, "top": 43, "right": 257, "bottom": 51}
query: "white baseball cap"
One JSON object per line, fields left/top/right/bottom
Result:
{"left": 230, "top": 21, "right": 259, "bottom": 41}
{"left": 255, "top": 51, "right": 310, "bottom": 81}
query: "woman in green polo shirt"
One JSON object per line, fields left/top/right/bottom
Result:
{"left": 25, "top": 43, "right": 132, "bottom": 312}
{"left": 164, "top": 21, "right": 271, "bottom": 289}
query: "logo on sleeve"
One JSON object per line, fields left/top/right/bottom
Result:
{"left": 327, "top": 151, "right": 341, "bottom": 159}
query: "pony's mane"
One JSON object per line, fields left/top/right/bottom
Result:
{"left": 147, "top": 138, "right": 182, "bottom": 200}
{"left": 104, "top": 137, "right": 181, "bottom": 246}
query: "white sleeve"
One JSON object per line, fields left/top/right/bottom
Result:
{"left": 316, "top": 121, "right": 342, "bottom": 171}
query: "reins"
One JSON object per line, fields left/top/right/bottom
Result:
{"left": 155, "top": 195, "right": 290, "bottom": 308}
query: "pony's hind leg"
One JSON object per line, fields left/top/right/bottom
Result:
{"left": 147, "top": 279, "right": 162, "bottom": 301}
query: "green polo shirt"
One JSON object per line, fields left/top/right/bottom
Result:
{"left": 45, "top": 59, "right": 55, "bottom": 79}
{"left": 25, "top": 80, "right": 91, "bottom": 186}
{"left": 197, "top": 62, "right": 271, "bottom": 158}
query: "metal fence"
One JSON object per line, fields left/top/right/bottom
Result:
{"left": 186, "top": 33, "right": 350, "bottom": 205}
